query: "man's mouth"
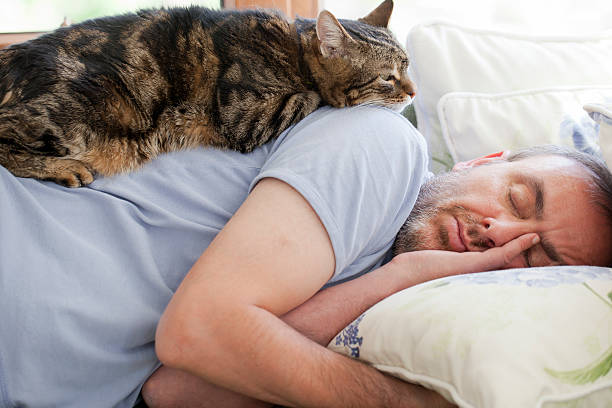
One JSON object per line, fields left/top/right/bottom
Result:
{"left": 448, "top": 216, "right": 467, "bottom": 252}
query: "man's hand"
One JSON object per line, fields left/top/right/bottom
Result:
{"left": 389, "top": 232, "right": 540, "bottom": 282}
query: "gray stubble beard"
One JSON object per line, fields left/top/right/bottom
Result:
{"left": 392, "top": 171, "right": 463, "bottom": 256}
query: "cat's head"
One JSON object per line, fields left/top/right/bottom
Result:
{"left": 309, "top": 0, "right": 415, "bottom": 112}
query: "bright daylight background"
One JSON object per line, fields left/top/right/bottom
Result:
{"left": 322, "top": 0, "right": 612, "bottom": 44}
{"left": 1, "top": 0, "right": 612, "bottom": 43}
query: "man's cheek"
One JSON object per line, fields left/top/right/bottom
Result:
{"left": 415, "top": 225, "right": 443, "bottom": 251}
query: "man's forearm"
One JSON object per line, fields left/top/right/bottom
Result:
{"left": 281, "top": 260, "right": 410, "bottom": 346}
{"left": 145, "top": 261, "right": 443, "bottom": 408}
{"left": 157, "top": 299, "right": 437, "bottom": 407}
{"left": 154, "top": 257, "right": 452, "bottom": 408}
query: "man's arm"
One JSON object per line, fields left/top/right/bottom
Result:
{"left": 155, "top": 177, "right": 426, "bottom": 407}
{"left": 155, "top": 177, "right": 538, "bottom": 407}
{"left": 282, "top": 230, "right": 539, "bottom": 346}
{"left": 145, "top": 217, "right": 537, "bottom": 408}
{"left": 143, "top": 259, "right": 455, "bottom": 408}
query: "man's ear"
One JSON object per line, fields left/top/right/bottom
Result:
{"left": 316, "top": 10, "right": 354, "bottom": 58}
{"left": 452, "top": 151, "right": 510, "bottom": 171}
{"left": 359, "top": 0, "right": 393, "bottom": 28}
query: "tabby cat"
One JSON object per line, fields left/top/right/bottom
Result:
{"left": 0, "top": 0, "right": 415, "bottom": 187}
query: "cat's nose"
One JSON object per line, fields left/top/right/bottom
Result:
{"left": 402, "top": 79, "right": 416, "bottom": 99}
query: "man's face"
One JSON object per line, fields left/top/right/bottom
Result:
{"left": 393, "top": 155, "right": 612, "bottom": 268}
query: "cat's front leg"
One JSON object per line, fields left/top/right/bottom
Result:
{"left": 283, "top": 91, "right": 323, "bottom": 125}
{"left": 36, "top": 158, "right": 95, "bottom": 188}
{"left": 0, "top": 149, "right": 94, "bottom": 188}
{"left": 266, "top": 91, "right": 322, "bottom": 142}
{"left": 0, "top": 110, "right": 96, "bottom": 187}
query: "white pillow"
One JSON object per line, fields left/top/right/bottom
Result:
{"left": 438, "top": 87, "right": 612, "bottom": 163}
{"left": 406, "top": 22, "right": 612, "bottom": 172}
{"left": 584, "top": 102, "right": 612, "bottom": 166}
{"left": 328, "top": 266, "right": 612, "bottom": 408}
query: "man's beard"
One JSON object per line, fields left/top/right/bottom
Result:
{"left": 391, "top": 171, "right": 489, "bottom": 255}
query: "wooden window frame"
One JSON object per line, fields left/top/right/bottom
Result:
{"left": 224, "top": 0, "right": 318, "bottom": 18}
{"left": 0, "top": 32, "right": 44, "bottom": 49}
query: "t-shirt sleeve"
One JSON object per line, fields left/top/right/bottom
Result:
{"left": 249, "top": 106, "right": 429, "bottom": 283}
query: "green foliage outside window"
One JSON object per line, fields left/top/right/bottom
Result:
{"left": 1, "top": 0, "right": 221, "bottom": 33}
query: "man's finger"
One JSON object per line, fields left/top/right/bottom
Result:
{"left": 483, "top": 233, "right": 540, "bottom": 269}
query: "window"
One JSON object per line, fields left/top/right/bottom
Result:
{"left": 321, "top": 0, "right": 612, "bottom": 46}
{"left": 3, "top": 0, "right": 611, "bottom": 45}
{"left": 0, "top": 0, "right": 322, "bottom": 34}
{"left": 0, "top": 0, "right": 221, "bottom": 33}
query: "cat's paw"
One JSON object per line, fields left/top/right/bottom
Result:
{"left": 47, "top": 160, "right": 95, "bottom": 188}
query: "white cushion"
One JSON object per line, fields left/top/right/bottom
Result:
{"left": 438, "top": 87, "right": 612, "bottom": 162}
{"left": 406, "top": 22, "right": 612, "bottom": 172}
{"left": 328, "top": 266, "right": 612, "bottom": 408}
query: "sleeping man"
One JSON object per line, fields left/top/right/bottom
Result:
{"left": 0, "top": 106, "right": 610, "bottom": 408}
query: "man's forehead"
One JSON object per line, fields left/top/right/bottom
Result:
{"left": 512, "top": 156, "right": 612, "bottom": 266}
{"left": 460, "top": 154, "right": 588, "bottom": 187}
{"left": 486, "top": 154, "right": 611, "bottom": 265}
{"left": 494, "top": 155, "right": 594, "bottom": 189}
{"left": 507, "top": 155, "right": 583, "bottom": 173}
{"left": 508, "top": 155, "right": 595, "bottom": 210}
{"left": 560, "top": 209, "right": 612, "bottom": 266}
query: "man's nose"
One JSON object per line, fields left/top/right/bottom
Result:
{"left": 480, "top": 217, "right": 532, "bottom": 248}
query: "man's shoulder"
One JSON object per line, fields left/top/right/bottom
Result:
{"left": 277, "top": 105, "right": 428, "bottom": 160}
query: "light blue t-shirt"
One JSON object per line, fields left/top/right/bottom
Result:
{"left": 0, "top": 106, "right": 428, "bottom": 407}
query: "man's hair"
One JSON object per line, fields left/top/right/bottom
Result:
{"left": 506, "top": 145, "right": 612, "bottom": 227}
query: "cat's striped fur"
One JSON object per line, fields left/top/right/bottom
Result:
{"left": 0, "top": 0, "right": 415, "bottom": 187}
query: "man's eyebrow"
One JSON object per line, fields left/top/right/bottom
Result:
{"left": 513, "top": 173, "right": 566, "bottom": 265}
{"left": 540, "top": 235, "right": 564, "bottom": 264}
{"left": 514, "top": 173, "right": 544, "bottom": 220}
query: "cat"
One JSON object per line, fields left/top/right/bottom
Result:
{"left": 0, "top": 0, "right": 415, "bottom": 187}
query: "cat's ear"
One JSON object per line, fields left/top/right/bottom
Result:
{"left": 359, "top": 0, "right": 393, "bottom": 28}
{"left": 316, "top": 10, "right": 354, "bottom": 58}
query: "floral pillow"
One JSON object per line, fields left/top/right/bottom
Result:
{"left": 328, "top": 266, "right": 612, "bottom": 408}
